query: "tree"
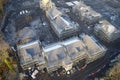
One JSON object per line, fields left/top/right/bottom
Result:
{"left": 0, "top": 32, "right": 15, "bottom": 79}
{"left": 108, "top": 62, "right": 120, "bottom": 80}
{"left": 0, "top": 0, "right": 8, "bottom": 18}
{"left": 104, "top": 61, "right": 120, "bottom": 80}
{"left": 0, "top": 32, "right": 9, "bottom": 50}
{"left": 0, "top": 0, "right": 3, "bottom": 18}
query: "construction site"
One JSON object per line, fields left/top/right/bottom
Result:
{"left": 0, "top": 0, "right": 120, "bottom": 80}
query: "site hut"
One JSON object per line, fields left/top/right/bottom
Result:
{"left": 62, "top": 37, "right": 88, "bottom": 65}
{"left": 72, "top": 2, "right": 102, "bottom": 25}
{"left": 17, "top": 40, "right": 46, "bottom": 70}
{"left": 80, "top": 34, "right": 107, "bottom": 63}
{"left": 94, "top": 20, "right": 120, "bottom": 43}
{"left": 43, "top": 43, "right": 73, "bottom": 73}
{"left": 46, "top": 7, "right": 79, "bottom": 39}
